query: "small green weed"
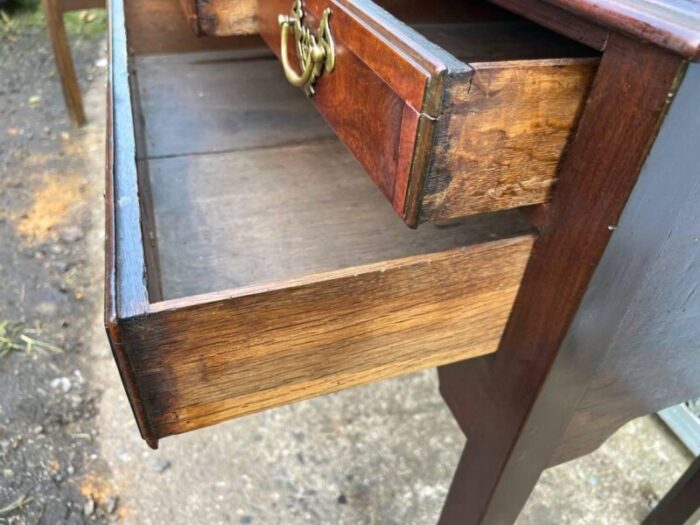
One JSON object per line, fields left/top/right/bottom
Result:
{"left": 0, "top": 320, "right": 63, "bottom": 358}
{"left": 0, "top": 494, "right": 33, "bottom": 518}
{"left": 0, "top": 0, "right": 106, "bottom": 39}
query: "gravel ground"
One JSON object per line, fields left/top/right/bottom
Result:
{"left": 0, "top": 15, "right": 695, "bottom": 525}
{"left": 0, "top": 17, "right": 112, "bottom": 525}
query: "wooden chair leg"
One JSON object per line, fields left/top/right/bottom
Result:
{"left": 644, "top": 455, "right": 700, "bottom": 525}
{"left": 42, "top": 0, "right": 86, "bottom": 126}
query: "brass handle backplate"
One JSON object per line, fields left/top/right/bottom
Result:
{"left": 278, "top": 0, "right": 335, "bottom": 96}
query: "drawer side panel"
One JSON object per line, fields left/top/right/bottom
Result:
{"left": 420, "top": 59, "right": 597, "bottom": 222}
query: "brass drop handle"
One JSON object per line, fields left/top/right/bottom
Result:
{"left": 278, "top": 0, "right": 335, "bottom": 96}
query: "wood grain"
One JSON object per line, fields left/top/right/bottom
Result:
{"left": 259, "top": 0, "right": 599, "bottom": 223}
{"left": 421, "top": 58, "right": 597, "bottom": 221}
{"left": 259, "top": 0, "right": 450, "bottom": 209}
{"left": 133, "top": 51, "right": 530, "bottom": 299}
{"left": 148, "top": 141, "right": 532, "bottom": 299}
{"left": 549, "top": 62, "right": 700, "bottom": 466}
{"left": 122, "top": 236, "right": 534, "bottom": 439}
{"left": 124, "top": 0, "right": 259, "bottom": 55}
{"left": 180, "top": 0, "right": 258, "bottom": 35}
{"left": 438, "top": 34, "right": 686, "bottom": 524}
{"left": 487, "top": 0, "right": 700, "bottom": 59}
{"left": 544, "top": 0, "right": 700, "bottom": 59}
{"left": 42, "top": 0, "right": 87, "bottom": 126}
{"left": 108, "top": 44, "right": 536, "bottom": 446}
{"left": 106, "top": 0, "right": 157, "bottom": 447}
{"left": 186, "top": 0, "right": 518, "bottom": 35}
{"left": 132, "top": 50, "right": 333, "bottom": 159}
{"left": 108, "top": 0, "right": 149, "bottom": 319}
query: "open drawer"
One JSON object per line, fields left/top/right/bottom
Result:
{"left": 182, "top": 0, "right": 599, "bottom": 225}
{"left": 107, "top": 0, "right": 534, "bottom": 447}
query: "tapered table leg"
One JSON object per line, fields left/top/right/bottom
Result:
{"left": 42, "top": 0, "right": 86, "bottom": 126}
{"left": 644, "top": 455, "right": 700, "bottom": 525}
{"left": 438, "top": 34, "right": 688, "bottom": 525}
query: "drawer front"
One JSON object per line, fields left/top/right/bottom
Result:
{"left": 124, "top": 238, "right": 533, "bottom": 438}
{"left": 259, "top": 0, "right": 449, "bottom": 222}
{"left": 256, "top": 0, "right": 597, "bottom": 225}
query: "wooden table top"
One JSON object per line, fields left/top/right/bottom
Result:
{"left": 543, "top": 0, "right": 700, "bottom": 58}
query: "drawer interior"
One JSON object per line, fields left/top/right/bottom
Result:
{"left": 377, "top": 0, "right": 595, "bottom": 63}
{"left": 132, "top": 50, "right": 533, "bottom": 301}
{"left": 410, "top": 21, "right": 594, "bottom": 63}
{"left": 109, "top": 0, "right": 537, "bottom": 443}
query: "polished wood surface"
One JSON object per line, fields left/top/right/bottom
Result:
{"left": 183, "top": 0, "right": 520, "bottom": 35}
{"left": 488, "top": 0, "right": 700, "bottom": 61}
{"left": 543, "top": 0, "right": 700, "bottom": 59}
{"left": 438, "top": 34, "right": 687, "bottom": 524}
{"left": 185, "top": 0, "right": 700, "bottom": 57}
{"left": 107, "top": 0, "right": 700, "bottom": 520}
{"left": 549, "top": 62, "right": 700, "bottom": 466}
{"left": 259, "top": 0, "right": 448, "bottom": 217}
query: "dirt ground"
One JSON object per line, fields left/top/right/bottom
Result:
{"left": 0, "top": 13, "right": 695, "bottom": 525}
{"left": 0, "top": 13, "right": 115, "bottom": 525}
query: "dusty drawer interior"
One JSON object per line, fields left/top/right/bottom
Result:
{"left": 189, "top": 0, "right": 600, "bottom": 225}
{"left": 137, "top": 51, "right": 534, "bottom": 301}
{"left": 107, "top": 0, "right": 535, "bottom": 446}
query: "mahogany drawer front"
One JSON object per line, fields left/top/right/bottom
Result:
{"left": 184, "top": 0, "right": 599, "bottom": 225}
{"left": 107, "top": 0, "right": 535, "bottom": 447}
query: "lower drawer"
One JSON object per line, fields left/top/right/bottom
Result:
{"left": 107, "top": 0, "right": 534, "bottom": 447}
